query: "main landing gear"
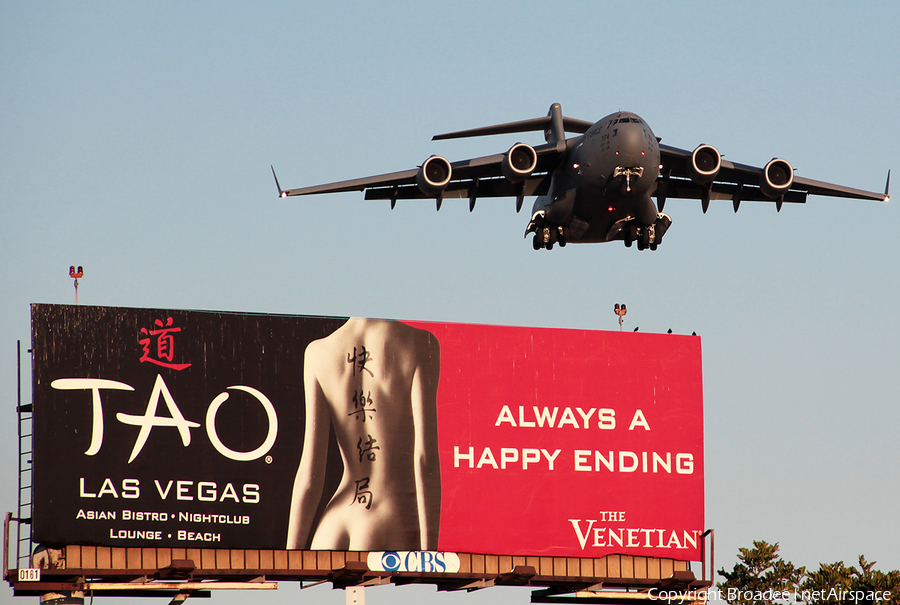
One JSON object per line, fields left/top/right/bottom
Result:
{"left": 531, "top": 226, "right": 566, "bottom": 250}
{"left": 622, "top": 214, "right": 672, "bottom": 251}
{"left": 526, "top": 211, "right": 566, "bottom": 251}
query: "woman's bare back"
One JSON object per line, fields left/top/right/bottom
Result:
{"left": 291, "top": 319, "right": 441, "bottom": 551}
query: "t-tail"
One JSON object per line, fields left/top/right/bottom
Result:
{"left": 432, "top": 104, "right": 593, "bottom": 150}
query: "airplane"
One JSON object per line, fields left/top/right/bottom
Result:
{"left": 273, "top": 103, "right": 889, "bottom": 251}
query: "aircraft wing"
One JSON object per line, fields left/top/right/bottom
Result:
{"left": 276, "top": 143, "right": 567, "bottom": 209}
{"left": 276, "top": 166, "right": 420, "bottom": 197}
{"left": 658, "top": 143, "right": 889, "bottom": 207}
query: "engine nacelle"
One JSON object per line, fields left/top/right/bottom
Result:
{"left": 759, "top": 158, "right": 793, "bottom": 199}
{"left": 688, "top": 144, "right": 721, "bottom": 184}
{"left": 501, "top": 143, "right": 537, "bottom": 183}
{"left": 416, "top": 155, "right": 452, "bottom": 197}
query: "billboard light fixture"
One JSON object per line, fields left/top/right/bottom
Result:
{"left": 68, "top": 265, "right": 84, "bottom": 305}
{"left": 614, "top": 303, "right": 627, "bottom": 331}
{"left": 158, "top": 559, "right": 196, "bottom": 579}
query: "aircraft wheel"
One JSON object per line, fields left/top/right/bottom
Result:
{"left": 533, "top": 235, "right": 542, "bottom": 250}
{"left": 545, "top": 241, "right": 553, "bottom": 250}
{"left": 639, "top": 229, "right": 651, "bottom": 250}
{"left": 650, "top": 243, "right": 657, "bottom": 251}
{"left": 624, "top": 237, "right": 633, "bottom": 248}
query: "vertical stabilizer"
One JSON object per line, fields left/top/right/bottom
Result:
{"left": 545, "top": 103, "right": 565, "bottom": 146}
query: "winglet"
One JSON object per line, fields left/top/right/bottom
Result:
{"left": 271, "top": 165, "right": 287, "bottom": 198}
{"left": 884, "top": 169, "right": 891, "bottom": 203}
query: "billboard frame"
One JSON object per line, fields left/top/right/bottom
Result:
{"left": 4, "top": 520, "right": 715, "bottom": 601}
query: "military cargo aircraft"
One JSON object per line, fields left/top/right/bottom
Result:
{"left": 274, "top": 104, "right": 889, "bottom": 251}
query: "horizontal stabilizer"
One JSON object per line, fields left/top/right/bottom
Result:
{"left": 433, "top": 115, "right": 594, "bottom": 141}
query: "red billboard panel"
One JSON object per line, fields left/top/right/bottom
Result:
{"left": 31, "top": 305, "right": 703, "bottom": 560}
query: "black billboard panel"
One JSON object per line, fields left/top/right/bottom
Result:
{"left": 32, "top": 304, "right": 346, "bottom": 549}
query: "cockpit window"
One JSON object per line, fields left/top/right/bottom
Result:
{"left": 608, "top": 117, "right": 645, "bottom": 126}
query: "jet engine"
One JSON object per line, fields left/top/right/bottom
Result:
{"left": 501, "top": 143, "right": 537, "bottom": 183}
{"left": 416, "top": 155, "right": 452, "bottom": 197}
{"left": 688, "top": 144, "right": 721, "bottom": 184}
{"left": 759, "top": 158, "right": 794, "bottom": 198}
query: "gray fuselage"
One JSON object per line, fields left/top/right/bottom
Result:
{"left": 532, "top": 111, "right": 662, "bottom": 243}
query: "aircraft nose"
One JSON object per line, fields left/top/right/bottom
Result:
{"left": 615, "top": 125, "right": 646, "bottom": 163}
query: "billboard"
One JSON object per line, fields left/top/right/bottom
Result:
{"left": 31, "top": 304, "right": 704, "bottom": 560}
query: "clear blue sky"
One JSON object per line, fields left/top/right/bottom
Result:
{"left": 2, "top": 2, "right": 898, "bottom": 604}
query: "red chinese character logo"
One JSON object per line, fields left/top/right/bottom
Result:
{"left": 139, "top": 317, "right": 192, "bottom": 371}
